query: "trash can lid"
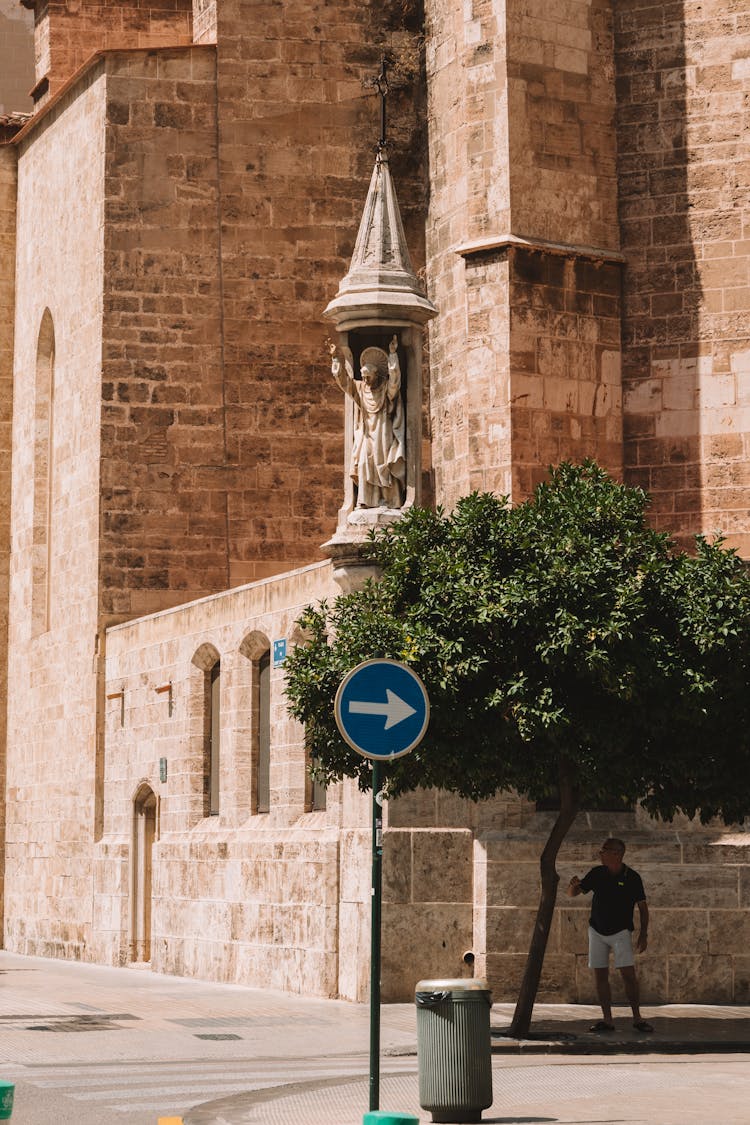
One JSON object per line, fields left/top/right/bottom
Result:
{"left": 415, "top": 977, "right": 490, "bottom": 992}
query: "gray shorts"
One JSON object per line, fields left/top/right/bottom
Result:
{"left": 588, "top": 925, "right": 634, "bottom": 969}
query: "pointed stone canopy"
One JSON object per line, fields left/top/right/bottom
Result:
{"left": 324, "top": 150, "right": 438, "bottom": 329}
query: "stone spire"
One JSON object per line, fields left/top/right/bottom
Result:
{"left": 324, "top": 150, "right": 437, "bottom": 330}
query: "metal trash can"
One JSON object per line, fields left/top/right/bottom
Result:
{"left": 415, "top": 978, "right": 492, "bottom": 1124}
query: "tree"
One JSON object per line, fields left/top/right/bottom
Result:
{"left": 284, "top": 461, "right": 750, "bottom": 1036}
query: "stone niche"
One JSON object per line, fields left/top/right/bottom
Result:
{"left": 322, "top": 149, "right": 437, "bottom": 589}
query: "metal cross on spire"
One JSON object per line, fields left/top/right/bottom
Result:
{"left": 373, "top": 57, "right": 389, "bottom": 150}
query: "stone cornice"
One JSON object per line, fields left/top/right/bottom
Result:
{"left": 455, "top": 232, "right": 625, "bottom": 265}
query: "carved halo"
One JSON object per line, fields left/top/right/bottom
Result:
{"left": 359, "top": 346, "right": 389, "bottom": 380}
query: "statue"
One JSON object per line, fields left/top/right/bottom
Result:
{"left": 330, "top": 335, "right": 406, "bottom": 509}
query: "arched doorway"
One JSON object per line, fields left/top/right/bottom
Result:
{"left": 131, "top": 784, "right": 157, "bottom": 963}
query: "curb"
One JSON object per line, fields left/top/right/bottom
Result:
{"left": 489, "top": 1034, "right": 750, "bottom": 1055}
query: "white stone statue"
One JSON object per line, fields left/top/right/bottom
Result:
{"left": 330, "top": 335, "right": 406, "bottom": 509}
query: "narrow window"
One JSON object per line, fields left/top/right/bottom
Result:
{"left": 256, "top": 649, "right": 271, "bottom": 813}
{"left": 32, "top": 309, "right": 55, "bottom": 634}
{"left": 311, "top": 758, "right": 327, "bottom": 812}
{"left": 208, "top": 659, "right": 221, "bottom": 815}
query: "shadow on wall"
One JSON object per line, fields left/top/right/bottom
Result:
{"left": 616, "top": 0, "right": 704, "bottom": 546}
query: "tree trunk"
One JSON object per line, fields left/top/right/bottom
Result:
{"left": 508, "top": 757, "right": 580, "bottom": 1039}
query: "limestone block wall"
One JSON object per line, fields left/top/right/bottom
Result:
{"left": 28, "top": 0, "right": 193, "bottom": 106}
{"left": 475, "top": 823, "right": 750, "bottom": 1003}
{"left": 0, "top": 142, "right": 18, "bottom": 920}
{"left": 464, "top": 244, "right": 623, "bottom": 500}
{"left": 211, "top": 0, "right": 428, "bottom": 583}
{"left": 6, "top": 65, "right": 107, "bottom": 958}
{"left": 382, "top": 828, "right": 474, "bottom": 1001}
{"left": 100, "top": 46, "right": 229, "bottom": 618}
{"left": 96, "top": 32, "right": 425, "bottom": 612}
{"left": 505, "top": 0, "right": 619, "bottom": 252}
{"left": 382, "top": 782, "right": 539, "bottom": 1001}
{"left": 424, "top": 0, "right": 503, "bottom": 504}
{"left": 616, "top": 0, "right": 750, "bottom": 551}
{"left": 94, "top": 560, "right": 351, "bottom": 993}
{"left": 0, "top": 0, "right": 34, "bottom": 114}
{"left": 425, "top": 0, "right": 623, "bottom": 508}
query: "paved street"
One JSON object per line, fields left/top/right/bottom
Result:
{"left": 0, "top": 951, "right": 748, "bottom": 1124}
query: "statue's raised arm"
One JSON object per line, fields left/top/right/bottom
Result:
{"left": 387, "top": 334, "right": 401, "bottom": 400}
{"left": 330, "top": 342, "right": 355, "bottom": 396}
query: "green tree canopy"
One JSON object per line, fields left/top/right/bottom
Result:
{"left": 285, "top": 461, "right": 750, "bottom": 824}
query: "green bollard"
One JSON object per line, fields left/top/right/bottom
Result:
{"left": 363, "top": 1113, "right": 419, "bottom": 1124}
{"left": 0, "top": 1081, "right": 13, "bottom": 1120}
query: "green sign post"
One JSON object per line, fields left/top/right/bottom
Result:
{"left": 334, "top": 660, "right": 430, "bottom": 1112}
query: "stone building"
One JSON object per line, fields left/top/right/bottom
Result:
{"left": 0, "top": 0, "right": 749, "bottom": 1007}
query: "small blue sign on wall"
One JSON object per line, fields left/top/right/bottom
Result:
{"left": 273, "top": 639, "right": 287, "bottom": 667}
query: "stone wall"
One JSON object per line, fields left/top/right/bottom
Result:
{"left": 28, "top": 0, "right": 193, "bottom": 106}
{"left": 425, "top": 0, "right": 622, "bottom": 507}
{"left": 476, "top": 823, "right": 750, "bottom": 1003}
{"left": 467, "top": 244, "right": 623, "bottom": 500}
{"left": 210, "top": 0, "right": 429, "bottom": 584}
{"left": 6, "top": 64, "right": 107, "bottom": 958}
{"left": 0, "top": 141, "right": 18, "bottom": 922}
{"left": 95, "top": 560, "right": 351, "bottom": 993}
{"left": 616, "top": 0, "right": 750, "bottom": 551}
{"left": 100, "top": 45, "right": 228, "bottom": 617}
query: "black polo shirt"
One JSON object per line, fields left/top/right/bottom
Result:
{"left": 580, "top": 864, "right": 646, "bottom": 936}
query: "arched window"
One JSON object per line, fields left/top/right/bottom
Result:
{"left": 191, "top": 642, "right": 221, "bottom": 818}
{"left": 32, "top": 309, "right": 55, "bottom": 634}
{"left": 309, "top": 754, "right": 327, "bottom": 812}
{"left": 257, "top": 649, "right": 270, "bottom": 813}
{"left": 208, "top": 658, "right": 221, "bottom": 815}
{"left": 239, "top": 631, "right": 271, "bottom": 815}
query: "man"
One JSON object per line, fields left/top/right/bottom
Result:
{"left": 568, "top": 837, "right": 653, "bottom": 1033}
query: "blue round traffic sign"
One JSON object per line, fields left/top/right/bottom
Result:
{"left": 335, "top": 659, "right": 430, "bottom": 760}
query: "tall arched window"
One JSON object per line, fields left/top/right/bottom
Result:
{"left": 239, "top": 631, "right": 271, "bottom": 815}
{"left": 310, "top": 757, "right": 327, "bottom": 812}
{"left": 257, "top": 649, "right": 271, "bottom": 813}
{"left": 208, "top": 658, "right": 221, "bottom": 815}
{"left": 191, "top": 642, "right": 221, "bottom": 818}
{"left": 32, "top": 309, "right": 55, "bottom": 635}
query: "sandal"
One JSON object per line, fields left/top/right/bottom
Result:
{"left": 633, "top": 1019, "right": 654, "bottom": 1032}
{"left": 589, "top": 1020, "right": 615, "bottom": 1032}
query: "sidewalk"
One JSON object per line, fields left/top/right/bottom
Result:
{"left": 183, "top": 999, "right": 750, "bottom": 1124}
{"left": 0, "top": 952, "right": 747, "bottom": 1125}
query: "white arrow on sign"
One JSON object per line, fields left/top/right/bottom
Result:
{"left": 349, "top": 689, "right": 417, "bottom": 730}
